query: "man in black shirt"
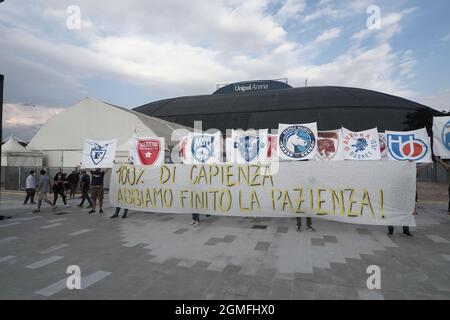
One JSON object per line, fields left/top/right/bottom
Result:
{"left": 78, "top": 170, "right": 93, "bottom": 208}
{"left": 67, "top": 170, "right": 80, "bottom": 198}
{"left": 88, "top": 168, "right": 109, "bottom": 214}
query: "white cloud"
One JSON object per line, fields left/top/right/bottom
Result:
{"left": 313, "top": 27, "right": 341, "bottom": 44}
{"left": 2, "top": 103, "right": 65, "bottom": 127}
{"left": 0, "top": 0, "right": 428, "bottom": 139}
{"left": 418, "top": 89, "right": 450, "bottom": 112}
{"left": 276, "top": 0, "right": 307, "bottom": 22}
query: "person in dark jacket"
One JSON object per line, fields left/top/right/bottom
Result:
{"left": 78, "top": 170, "right": 93, "bottom": 208}
{"left": 67, "top": 170, "right": 80, "bottom": 198}
{"left": 52, "top": 172, "right": 68, "bottom": 207}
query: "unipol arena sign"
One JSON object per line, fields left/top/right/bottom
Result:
{"left": 213, "top": 79, "right": 292, "bottom": 94}
{"left": 110, "top": 161, "right": 417, "bottom": 226}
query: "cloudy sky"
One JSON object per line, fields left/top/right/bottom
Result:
{"left": 1, "top": 0, "right": 450, "bottom": 140}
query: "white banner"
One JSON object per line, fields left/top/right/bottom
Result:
{"left": 433, "top": 116, "right": 450, "bottom": 159}
{"left": 81, "top": 139, "right": 117, "bottom": 168}
{"left": 315, "top": 129, "right": 344, "bottom": 161}
{"left": 110, "top": 161, "right": 416, "bottom": 226}
{"left": 342, "top": 127, "right": 381, "bottom": 160}
{"left": 386, "top": 128, "right": 432, "bottom": 163}
{"left": 228, "top": 129, "right": 269, "bottom": 163}
{"left": 130, "top": 136, "right": 165, "bottom": 166}
{"left": 184, "top": 132, "right": 222, "bottom": 164}
{"left": 277, "top": 122, "right": 318, "bottom": 161}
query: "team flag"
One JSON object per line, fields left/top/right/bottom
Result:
{"left": 342, "top": 128, "right": 381, "bottom": 160}
{"left": 130, "top": 136, "right": 165, "bottom": 166}
{"left": 228, "top": 129, "right": 269, "bottom": 163}
{"left": 277, "top": 122, "right": 318, "bottom": 161}
{"left": 184, "top": 132, "right": 222, "bottom": 164}
{"left": 386, "top": 128, "right": 432, "bottom": 163}
{"left": 81, "top": 139, "right": 117, "bottom": 168}
{"left": 432, "top": 116, "right": 450, "bottom": 159}
{"left": 315, "top": 129, "right": 344, "bottom": 161}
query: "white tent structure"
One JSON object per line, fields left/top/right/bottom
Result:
{"left": 1, "top": 135, "right": 43, "bottom": 167}
{"left": 27, "top": 97, "right": 192, "bottom": 168}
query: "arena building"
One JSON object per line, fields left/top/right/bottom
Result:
{"left": 134, "top": 79, "right": 445, "bottom": 181}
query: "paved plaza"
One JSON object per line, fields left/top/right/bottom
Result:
{"left": 0, "top": 183, "right": 449, "bottom": 300}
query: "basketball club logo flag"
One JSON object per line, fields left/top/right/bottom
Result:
{"left": 277, "top": 122, "right": 318, "bottom": 161}
{"left": 379, "top": 133, "right": 388, "bottom": 160}
{"left": 432, "top": 116, "right": 450, "bottom": 159}
{"left": 131, "top": 136, "right": 164, "bottom": 166}
{"left": 315, "top": 129, "right": 344, "bottom": 161}
{"left": 229, "top": 129, "right": 269, "bottom": 163}
{"left": 267, "top": 134, "right": 278, "bottom": 160}
{"left": 386, "top": 128, "right": 432, "bottom": 163}
{"left": 342, "top": 128, "right": 381, "bottom": 160}
{"left": 81, "top": 139, "right": 117, "bottom": 168}
{"left": 185, "top": 132, "right": 221, "bottom": 164}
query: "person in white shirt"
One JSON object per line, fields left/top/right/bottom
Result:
{"left": 23, "top": 170, "right": 36, "bottom": 205}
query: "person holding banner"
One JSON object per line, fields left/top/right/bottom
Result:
{"left": 435, "top": 156, "right": 450, "bottom": 215}
{"left": 88, "top": 168, "right": 109, "bottom": 214}
{"left": 296, "top": 217, "right": 315, "bottom": 232}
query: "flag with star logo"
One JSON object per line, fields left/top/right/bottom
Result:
{"left": 131, "top": 136, "right": 165, "bottom": 166}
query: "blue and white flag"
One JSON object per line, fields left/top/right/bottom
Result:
{"left": 229, "top": 129, "right": 269, "bottom": 163}
{"left": 386, "top": 128, "right": 432, "bottom": 163}
{"left": 81, "top": 139, "right": 117, "bottom": 168}
{"left": 433, "top": 116, "right": 450, "bottom": 159}
{"left": 185, "top": 132, "right": 221, "bottom": 164}
{"left": 277, "top": 122, "right": 318, "bottom": 161}
{"left": 342, "top": 128, "right": 381, "bottom": 160}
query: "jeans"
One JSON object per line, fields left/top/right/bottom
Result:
{"left": 24, "top": 188, "right": 35, "bottom": 204}
{"left": 388, "top": 226, "right": 410, "bottom": 234}
{"left": 114, "top": 207, "right": 128, "bottom": 217}
{"left": 79, "top": 189, "right": 92, "bottom": 207}
{"left": 192, "top": 214, "right": 200, "bottom": 222}
{"left": 296, "top": 217, "right": 312, "bottom": 228}
{"left": 53, "top": 189, "right": 67, "bottom": 206}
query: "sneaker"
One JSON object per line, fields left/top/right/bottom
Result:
{"left": 296, "top": 226, "right": 301, "bottom": 232}
{"left": 189, "top": 220, "right": 196, "bottom": 225}
{"left": 65, "top": 204, "right": 70, "bottom": 208}
{"left": 388, "top": 231, "right": 393, "bottom": 237}
{"left": 88, "top": 209, "right": 95, "bottom": 214}
{"left": 99, "top": 209, "right": 104, "bottom": 214}
{"left": 87, "top": 205, "right": 92, "bottom": 209}
{"left": 121, "top": 214, "right": 127, "bottom": 219}
{"left": 23, "top": 202, "right": 27, "bottom": 205}
{"left": 30, "top": 202, "right": 36, "bottom": 204}
{"left": 77, "top": 204, "right": 82, "bottom": 208}
{"left": 110, "top": 214, "right": 119, "bottom": 219}
{"left": 32, "top": 209, "right": 40, "bottom": 213}
{"left": 306, "top": 226, "right": 316, "bottom": 232}
{"left": 403, "top": 231, "right": 413, "bottom": 237}
{"left": 193, "top": 221, "right": 199, "bottom": 227}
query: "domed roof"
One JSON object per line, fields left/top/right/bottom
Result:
{"left": 134, "top": 86, "right": 441, "bottom": 132}
{"left": 135, "top": 86, "right": 430, "bottom": 117}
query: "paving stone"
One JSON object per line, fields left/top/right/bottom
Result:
{"left": 323, "top": 235, "right": 338, "bottom": 243}
{"left": 311, "top": 238, "right": 325, "bottom": 246}
{"left": 254, "top": 241, "right": 271, "bottom": 251}
{"left": 173, "top": 228, "right": 189, "bottom": 235}
{"left": 252, "top": 225, "right": 268, "bottom": 230}
{"left": 277, "top": 227, "right": 288, "bottom": 233}
{"left": 222, "top": 264, "right": 242, "bottom": 274}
